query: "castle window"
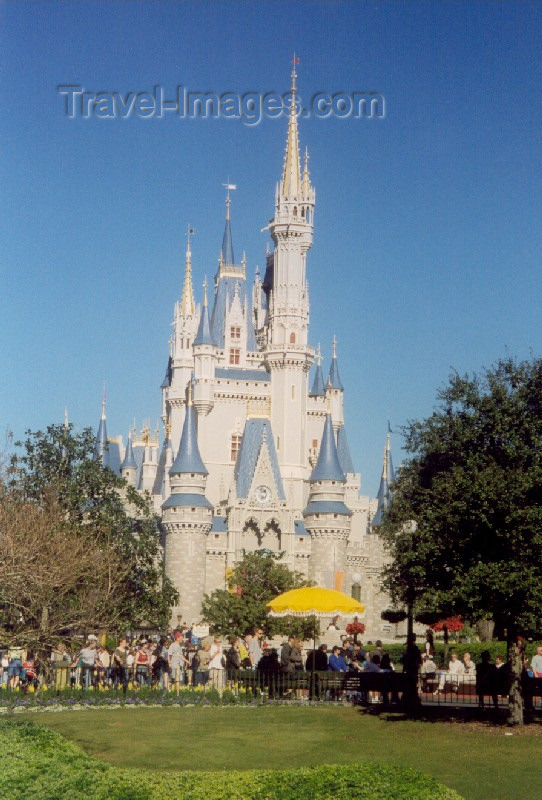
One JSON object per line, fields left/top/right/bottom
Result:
{"left": 289, "top": 332, "right": 296, "bottom": 344}
{"left": 230, "top": 326, "right": 241, "bottom": 340}
{"left": 351, "top": 583, "right": 361, "bottom": 602}
{"left": 312, "top": 439, "right": 318, "bottom": 449}
{"left": 231, "top": 433, "right": 242, "bottom": 462}
{"left": 291, "top": 385, "right": 295, "bottom": 400}
{"left": 229, "top": 348, "right": 240, "bottom": 365}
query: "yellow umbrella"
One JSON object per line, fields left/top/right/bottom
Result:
{"left": 267, "top": 587, "right": 365, "bottom": 696}
{"left": 267, "top": 586, "right": 364, "bottom": 618}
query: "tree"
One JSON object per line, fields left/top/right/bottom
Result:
{"left": 201, "top": 550, "right": 317, "bottom": 640}
{"left": 0, "top": 490, "right": 131, "bottom": 675}
{"left": 378, "top": 357, "right": 542, "bottom": 725}
{"left": 6, "top": 424, "right": 178, "bottom": 642}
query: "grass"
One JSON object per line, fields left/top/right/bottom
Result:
{"left": 17, "top": 706, "right": 541, "bottom": 800}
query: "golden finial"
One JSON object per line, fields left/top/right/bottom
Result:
{"left": 187, "top": 379, "right": 193, "bottom": 406}
{"left": 332, "top": 335, "right": 337, "bottom": 359}
{"left": 165, "top": 418, "right": 171, "bottom": 440}
{"left": 203, "top": 276, "right": 208, "bottom": 308}
{"left": 282, "top": 56, "right": 301, "bottom": 197}
{"left": 316, "top": 343, "right": 322, "bottom": 367}
{"left": 101, "top": 383, "right": 106, "bottom": 419}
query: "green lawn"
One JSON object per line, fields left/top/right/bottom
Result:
{"left": 19, "top": 706, "right": 541, "bottom": 800}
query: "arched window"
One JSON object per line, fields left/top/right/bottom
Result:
{"left": 291, "top": 385, "right": 295, "bottom": 400}
{"left": 289, "top": 332, "right": 296, "bottom": 344}
{"left": 351, "top": 583, "right": 361, "bottom": 602}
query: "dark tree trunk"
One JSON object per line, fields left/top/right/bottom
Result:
{"left": 507, "top": 639, "right": 524, "bottom": 726}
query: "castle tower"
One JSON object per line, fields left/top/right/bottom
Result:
{"left": 372, "top": 426, "right": 395, "bottom": 527}
{"left": 264, "top": 60, "right": 316, "bottom": 508}
{"left": 163, "top": 227, "right": 199, "bottom": 452}
{"left": 303, "top": 412, "right": 352, "bottom": 589}
{"left": 325, "top": 336, "right": 344, "bottom": 432}
{"left": 120, "top": 431, "right": 137, "bottom": 486}
{"left": 162, "top": 382, "right": 213, "bottom": 625}
{"left": 95, "top": 390, "right": 108, "bottom": 466}
{"left": 193, "top": 277, "right": 217, "bottom": 415}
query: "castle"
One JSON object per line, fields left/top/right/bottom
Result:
{"left": 95, "top": 66, "right": 396, "bottom": 636}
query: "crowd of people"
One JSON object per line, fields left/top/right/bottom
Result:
{"left": 1, "top": 625, "right": 541, "bottom": 708}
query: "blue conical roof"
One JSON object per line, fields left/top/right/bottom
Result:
{"left": 328, "top": 355, "right": 344, "bottom": 391}
{"left": 337, "top": 425, "right": 355, "bottom": 474}
{"left": 194, "top": 302, "right": 214, "bottom": 346}
{"left": 310, "top": 364, "right": 325, "bottom": 397}
{"left": 372, "top": 434, "right": 395, "bottom": 526}
{"left": 121, "top": 436, "right": 137, "bottom": 470}
{"left": 221, "top": 217, "right": 234, "bottom": 265}
{"left": 310, "top": 414, "right": 345, "bottom": 482}
{"left": 95, "top": 409, "right": 108, "bottom": 467}
{"left": 170, "top": 400, "right": 208, "bottom": 476}
{"left": 161, "top": 356, "right": 172, "bottom": 389}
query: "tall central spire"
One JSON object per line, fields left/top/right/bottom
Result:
{"left": 221, "top": 182, "right": 235, "bottom": 265}
{"left": 180, "top": 225, "right": 195, "bottom": 317}
{"left": 281, "top": 57, "right": 301, "bottom": 198}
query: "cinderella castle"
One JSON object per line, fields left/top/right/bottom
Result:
{"left": 95, "top": 66, "right": 395, "bottom": 635}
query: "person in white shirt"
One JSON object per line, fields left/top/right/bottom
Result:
{"left": 208, "top": 637, "right": 225, "bottom": 691}
{"left": 462, "top": 652, "right": 476, "bottom": 684}
{"left": 531, "top": 646, "right": 542, "bottom": 677}
{"left": 434, "top": 652, "right": 464, "bottom": 694}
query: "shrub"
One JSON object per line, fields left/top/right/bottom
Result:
{"left": 0, "top": 719, "right": 463, "bottom": 800}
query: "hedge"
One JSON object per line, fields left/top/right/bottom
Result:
{"left": 0, "top": 719, "right": 463, "bottom": 800}
{"left": 382, "top": 641, "right": 542, "bottom": 668}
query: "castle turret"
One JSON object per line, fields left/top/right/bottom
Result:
{"left": 193, "top": 278, "right": 217, "bottom": 415}
{"left": 264, "top": 60, "right": 315, "bottom": 510}
{"left": 120, "top": 431, "right": 137, "bottom": 486}
{"left": 372, "top": 426, "right": 395, "bottom": 527}
{"left": 162, "top": 382, "right": 213, "bottom": 625}
{"left": 95, "top": 391, "right": 108, "bottom": 467}
{"left": 303, "top": 413, "right": 352, "bottom": 590}
{"left": 165, "top": 227, "right": 199, "bottom": 452}
{"left": 325, "top": 336, "right": 344, "bottom": 431}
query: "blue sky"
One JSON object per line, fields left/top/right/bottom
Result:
{"left": 1, "top": 1, "right": 541, "bottom": 497}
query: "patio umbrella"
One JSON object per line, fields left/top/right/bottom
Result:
{"left": 267, "top": 587, "right": 365, "bottom": 696}
{"left": 267, "top": 587, "right": 364, "bottom": 618}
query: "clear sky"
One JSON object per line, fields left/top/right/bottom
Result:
{"left": 1, "top": 1, "right": 541, "bottom": 497}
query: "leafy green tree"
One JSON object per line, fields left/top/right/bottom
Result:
{"left": 378, "top": 357, "right": 542, "bottom": 725}
{"left": 8, "top": 423, "right": 178, "bottom": 635}
{"left": 201, "top": 550, "right": 317, "bottom": 640}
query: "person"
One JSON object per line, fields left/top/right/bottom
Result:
{"left": 327, "top": 615, "right": 340, "bottom": 630}
{"left": 425, "top": 629, "right": 435, "bottom": 659}
{"left": 1, "top": 652, "right": 9, "bottom": 688}
{"left": 239, "top": 636, "right": 251, "bottom": 669}
{"left": 369, "top": 640, "right": 384, "bottom": 662}
{"left": 493, "top": 655, "right": 511, "bottom": 699}
{"left": 208, "top": 637, "right": 225, "bottom": 691}
{"left": 435, "top": 651, "right": 464, "bottom": 694}
{"left": 280, "top": 636, "right": 295, "bottom": 672}
{"left": 248, "top": 628, "right": 263, "bottom": 670}
{"left": 152, "top": 637, "right": 170, "bottom": 690}
{"left": 338, "top": 636, "right": 353, "bottom": 663}
{"left": 420, "top": 653, "right": 437, "bottom": 693}
{"left": 531, "top": 645, "right": 542, "bottom": 678}
{"left": 306, "top": 644, "right": 328, "bottom": 672}
{"left": 400, "top": 633, "right": 422, "bottom": 708}
{"left": 96, "top": 646, "right": 111, "bottom": 687}
{"left": 462, "top": 652, "right": 476, "bottom": 686}
{"left": 79, "top": 640, "right": 98, "bottom": 690}
{"left": 380, "top": 653, "right": 400, "bottom": 705}
{"left": 169, "top": 632, "right": 189, "bottom": 690}
{"left": 289, "top": 638, "right": 304, "bottom": 672}
{"left": 328, "top": 646, "right": 348, "bottom": 672}
{"left": 50, "top": 643, "right": 70, "bottom": 689}
{"left": 111, "top": 637, "right": 128, "bottom": 693}
{"left": 257, "top": 647, "right": 280, "bottom": 697}
{"left": 363, "top": 654, "right": 382, "bottom": 673}
{"left": 225, "top": 637, "right": 242, "bottom": 671}
{"left": 476, "top": 650, "right": 497, "bottom": 709}
{"left": 194, "top": 641, "right": 211, "bottom": 686}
